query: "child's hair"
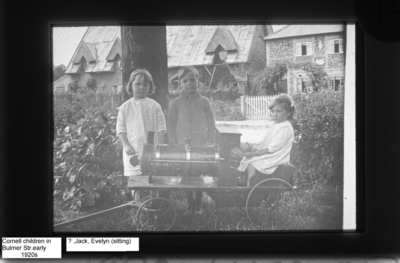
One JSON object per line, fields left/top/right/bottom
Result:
{"left": 177, "top": 66, "right": 200, "bottom": 81}
{"left": 125, "top": 69, "right": 156, "bottom": 96}
{"left": 268, "top": 93, "right": 295, "bottom": 120}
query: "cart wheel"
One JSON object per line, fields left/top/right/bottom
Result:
{"left": 136, "top": 197, "right": 177, "bottom": 231}
{"left": 246, "top": 178, "right": 299, "bottom": 229}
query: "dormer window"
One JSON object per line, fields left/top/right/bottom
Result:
{"left": 79, "top": 57, "right": 87, "bottom": 73}
{"left": 205, "top": 27, "right": 238, "bottom": 64}
{"left": 213, "top": 45, "right": 228, "bottom": 64}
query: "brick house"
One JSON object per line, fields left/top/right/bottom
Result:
{"left": 167, "top": 24, "right": 273, "bottom": 96}
{"left": 263, "top": 24, "right": 345, "bottom": 94}
{"left": 62, "top": 26, "right": 123, "bottom": 94}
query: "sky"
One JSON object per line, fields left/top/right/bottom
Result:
{"left": 52, "top": 25, "right": 287, "bottom": 67}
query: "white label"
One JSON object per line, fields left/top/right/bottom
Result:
{"left": 66, "top": 237, "right": 139, "bottom": 252}
{"left": 1, "top": 237, "right": 61, "bottom": 258}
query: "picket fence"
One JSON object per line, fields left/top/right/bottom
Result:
{"left": 54, "top": 93, "right": 123, "bottom": 110}
{"left": 240, "top": 95, "right": 279, "bottom": 120}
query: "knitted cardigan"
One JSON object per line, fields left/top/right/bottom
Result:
{"left": 167, "top": 91, "right": 215, "bottom": 144}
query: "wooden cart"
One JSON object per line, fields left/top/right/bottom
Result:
{"left": 54, "top": 126, "right": 299, "bottom": 231}
{"left": 129, "top": 126, "right": 299, "bottom": 231}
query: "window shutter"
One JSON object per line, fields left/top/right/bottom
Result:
{"left": 339, "top": 39, "right": 344, "bottom": 53}
{"left": 306, "top": 42, "right": 312, "bottom": 55}
{"left": 328, "top": 40, "right": 334, "bottom": 54}
{"left": 296, "top": 43, "right": 301, "bottom": 56}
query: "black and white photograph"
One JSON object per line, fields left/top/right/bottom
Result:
{"left": 52, "top": 23, "right": 355, "bottom": 232}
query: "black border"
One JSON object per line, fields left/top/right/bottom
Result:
{"left": 1, "top": 0, "right": 400, "bottom": 259}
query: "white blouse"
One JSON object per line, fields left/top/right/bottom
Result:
{"left": 238, "top": 120, "right": 294, "bottom": 175}
{"left": 116, "top": 97, "right": 166, "bottom": 176}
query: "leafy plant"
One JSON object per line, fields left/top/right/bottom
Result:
{"left": 53, "top": 64, "right": 67, "bottom": 81}
{"left": 291, "top": 89, "right": 344, "bottom": 185}
{"left": 252, "top": 60, "right": 329, "bottom": 95}
{"left": 211, "top": 100, "right": 246, "bottom": 121}
{"left": 289, "top": 60, "right": 329, "bottom": 92}
{"left": 86, "top": 77, "right": 98, "bottom": 92}
{"left": 68, "top": 80, "right": 82, "bottom": 93}
{"left": 53, "top": 104, "right": 127, "bottom": 211}
{"left": 252, "top": 60, "right": 288, "bottom": 95}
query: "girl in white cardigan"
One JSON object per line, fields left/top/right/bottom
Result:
{"left": 237, "top": 94, "right": 295, "bottom": 186}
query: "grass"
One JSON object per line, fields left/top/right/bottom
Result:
{"left": 54, "top": 180, "right": 343, "bottom": 232}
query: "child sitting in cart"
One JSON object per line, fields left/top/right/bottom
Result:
{"left": 167, "top": 66, "right": 216, "bottom": 213}
{"left": 237, "top": 94, "right": 295, "bottom": 187}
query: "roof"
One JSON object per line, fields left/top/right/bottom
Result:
{"left": 167, "top": 25, "right": 265, "bottom": 68}
{"left": 205, "top": 27, "right": 238, "bottom": 52}
{"left": 53, "top": 75, "right": 70, "bottom": 85}
{"left": 264, "top": 24, "right": 344, "bottom": 40}
{"left": 66, "top": 26, "right": 121, "bottom": 74}
{"left": 72, "top": 42, "right": 96, "bottom": 63}
{"left": 53, "top": 74, "right": 78, "bottom": 86}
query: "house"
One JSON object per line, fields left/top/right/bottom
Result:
{"left": 263, "top": 24, "right": 345, "bottom": 94}
{"left": 54, "top": 25, "right": 273, "bottom": 96}
{"left": 167, "top": 24, "right": 273, "bottom": 95}
{"left": 62, "top": 26, "right": 123, "bottom": 94}
{"left": 53, "top": 75, "right": 76, "bottom": 93}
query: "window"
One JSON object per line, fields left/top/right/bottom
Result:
{"left": 80, "top": 57, "right": 87, "bottom": 73}
{"left": 328, "top": 75, "right": 345, "bottom": 91}
{"left": 328, "top": 39, "right": 344, "bottom": 54}
{"left": 296, "top": 42, "right": 312, "bottom": 56}
{"left": 296, "top": 77, "right": 312, "bottom": 93}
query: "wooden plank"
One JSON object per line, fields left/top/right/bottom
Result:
{"left": 215, "top": 125, "right": 242, "bottom": 135}
{"left": 128, "top": 175, "right": 254, "bottom": 191}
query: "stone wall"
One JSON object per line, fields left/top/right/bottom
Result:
{"left": 267, "top": 39, "right": 293, "bottom": 65}
{"left": 266, "top": 32, "right": 345, "bottom": 93}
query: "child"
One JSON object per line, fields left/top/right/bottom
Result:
{"left": 168, "top": 66, "right": 215, "bottom": 145}
{"left": 167, "top": 66, "right": 216, "bottom": 212}
{"left": 237, "top": 94, "right": 295, "bottom": 186}
{"left": 116, "top": 69, "right": 167, "bottom": 199}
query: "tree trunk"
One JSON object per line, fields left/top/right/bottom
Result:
{"left": 121, "top": 26, "right": 169, "bottom": 113}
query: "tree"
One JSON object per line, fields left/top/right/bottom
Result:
{"left": 252, "top": 60, "right": 288, "bottom": 95}
{"left": 121, "top": 26, "right": 169, "bottom": 113}
{"left": 53, "top": 64, "right": 67, "bottom": 81}
{"left": 252, "top": 60, "right": 328, "bottom": 95}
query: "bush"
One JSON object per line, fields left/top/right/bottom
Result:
{"left": 53, "top": 103, "right": 85, "bottom": 134}
{"left": 291, "top": 90, "right": 344, "bottom": 184}
{"left": 211, "top": 100, "right": 246, "bottom": 121}
{"left": 53, "top": 105, "right": 127, "bottom": 211}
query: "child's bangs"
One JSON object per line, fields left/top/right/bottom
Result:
{"left": 178, "top": 66, "right": 199, "bottom": 80}
{"left": 135, "top": 72, "right": 152, "bottom": 84}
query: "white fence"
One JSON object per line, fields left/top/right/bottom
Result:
{"left": 240, "top": 95, "right": 278, "bottom": 120}
{"left": 54, "top": 92, "right": 123, "bottom": 110}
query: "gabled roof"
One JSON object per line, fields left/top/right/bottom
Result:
{"left": 264, "top": 24, "right": 344, "bottom": 40}
{"left": 106, "top": 37, "right": 122, "bottom": 60}
{"left": 167, "top": 25, "right": 268, "bottom": 68}
{"left": 66, "top": 26, "right": 121, "bottom": 74}
{"left": 205, "top": 27, "right": 238, "bottom": 53}
{"left": 72, "top": 42, "right": 97, "bottom": 63}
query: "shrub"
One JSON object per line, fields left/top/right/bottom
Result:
{"left": 252, "top": 60, "right": 329, "bottom": 95}
{"left": 53, "top": 103, "right": 85, "bottom": 134}
{"left": 53, "top": 105, "right": 127, "bottom": 211}
{"left": 211, "top": 100, "right": 246, "bottom": 121}
{"left": 291, "top": 90, "right": 344, "bottom": 184}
